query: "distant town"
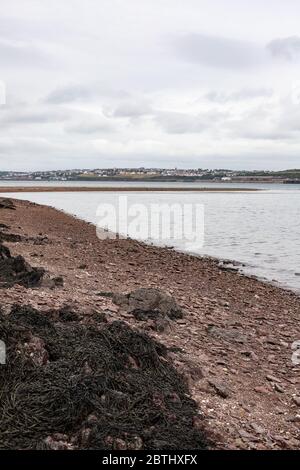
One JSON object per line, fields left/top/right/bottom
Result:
{"left": 0, "top": 168, "right": 299, "bottom": 183}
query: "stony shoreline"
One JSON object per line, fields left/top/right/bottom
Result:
{"left": 1, "top": 197, "right": 300, "bottom": 450}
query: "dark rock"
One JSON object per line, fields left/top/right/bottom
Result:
{"left": 97, "top": 291, "right": 114, "bottom": 298}
{"left": 0, "top": 244, "right": 45, "bottom": 288}
{"left": 125, "top": 288, "right": 183, "bottom": 320}
{"left": 132, "top": 308, "right": 161, "bottom": 321}
{"left": 292, "top": 397, "right": 300, "bottom": 407}
{"left": 0, "top": 198, "right": 15, "bottom": 210}
{"left": 112, "top": 292, "right": 130, "bottom": 307}
{"left": 0, "top": 232, "right": 23, "bottom": 243}
{"left": 53, "top": 276, "right": 64, "bottom": 287}
{"left": 208, "top": 379, "right": 231, "bottom": 398}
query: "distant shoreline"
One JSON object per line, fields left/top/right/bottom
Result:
{"left": 0, "top": 186, "right": 260, "bottom": 193}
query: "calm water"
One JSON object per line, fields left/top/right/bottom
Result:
{"left": 1, "top": 182, "right": 299, "bottom": 294}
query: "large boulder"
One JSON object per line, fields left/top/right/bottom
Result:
{"left": 113, "top": 288, "right": 183, "bottom": 320}
{"left": 0, "top": 198, "right": 15, "bottom": 210}
{"left": 0, "top": 243, "right": 45, "bottom": 288}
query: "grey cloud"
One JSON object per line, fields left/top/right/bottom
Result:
{"left": 239, "top": 129, "right": 294, "bottom": 141}
{"left": 173, "top": 33, "right": 265, "bottom": 69}
{"left": 267, "top": 36, "right": 300, "bottom": 61}
{"left": 205, "top": 88, "right": 273, "bottom": 103}
{"left": 65, "top": 121, "right": 115, "bottom": 135}
{"left": 108, "top": 101, "right": 153, "bottom": 118}
{"left": 45, "top": 85, "right": 95, "bottom": 104}
{"left": 0, "top": 108, "right": 69, "bottom": 127}
{"left": 155, "top": 110, "right": 225, "bottom": 134}
{"left": 0, "top": 39, "right": 52, "bottom": 68}
{"left": 46, "top": 84, "right": 130, "bottom": 105}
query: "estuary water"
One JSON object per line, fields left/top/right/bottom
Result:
{"left": 1, "top": 182, "right": 299, "bottom": 293}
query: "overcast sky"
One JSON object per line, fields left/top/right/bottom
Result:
{"left": 1, "top": 0, "right": 300, "bottom": 170}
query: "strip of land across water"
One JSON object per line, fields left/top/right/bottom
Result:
{"left": 0, "top": 197, "right": 300, "bottom": 450}
{"left": 0, "top": 186, "right": 260, "bottom": 193}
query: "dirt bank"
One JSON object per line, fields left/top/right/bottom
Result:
{"left": 1, "top": 197, "right": 300, "bottom": 450}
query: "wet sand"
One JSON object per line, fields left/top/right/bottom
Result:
{"left": 1, "top": 198, "right": 300, "bottom": 450}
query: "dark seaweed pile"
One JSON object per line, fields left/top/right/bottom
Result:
{"left": 0, "top": 305, "right": 209, "bottom": 450}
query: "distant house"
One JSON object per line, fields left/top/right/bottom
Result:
{"left": 221, "top": 177, "right": 232, "bottom": 181}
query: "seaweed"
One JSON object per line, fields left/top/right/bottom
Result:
{"left": 0, "top": 305, "right": 209, "bottom": 450}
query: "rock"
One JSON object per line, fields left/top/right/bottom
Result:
{"left": 266, "top": 374, "right": 281, "bottom": 383}
{"left": 0, "top": 245, "right": 45, "bottom": 288}
{"left": 207, "top": 325, "right": 247, "bottom": 344}
{"left": 113, "top": 288, "right": 183, "bottom": 321}
{"left": 132, "top": 308, "right": 161, "bottom": 321}
{"left": 254, "top": 386, "right": 271, "bottom": 395}
{"left": 238, "top": 429, "right": 258, "bottom": 441}
{"left": 251, "top": 423, "right": 265, "bottom": 434}
{"left": 292, "top": 396, "right": 300, "bottom": 407}
{"left": 274, "top": 383, "right": 285, "bottom": 393}
{"left": 53, "top": 276, "right": 64, "bottom": 287}
{"left": 97, "top": 291, "right": 114, "bottom": 298}
{"left": 112, "top": 292, "right": 130, "bottom": 307}
{"left": 241, "top": 350, "right": 258, "bottom": 360}
{"left": 129, "top": 288, "right": 183, "bottom": 319}
{"left": 289, "top": 415, "right": 300, "bottom": 423}
{"left": 208, "top": 379, "right": 231, "bottom": 398}
{"left": 152, "top": 316, "right": 173, "bottom": 333}
{"left": 0, "top": 198, "right": 15, "bottom": 210}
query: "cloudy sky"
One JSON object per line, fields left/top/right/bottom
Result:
{"left": 1, "top": 0, "right": 300, "bottom": 171}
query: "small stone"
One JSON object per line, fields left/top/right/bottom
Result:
{"left": 251, "top": 423, "right": 265, "bottom": 434}
{"left": 266, "top": 375, "right": 281, "bottom": 383}
{"left": 289, "top": 415, "right": 300, "bottom": 423}
{"left": 238, "top": 429, "right": 257, "bottom": 441}
{"left": 254, "top": 386, "right": 271, "bottom": 395}
{"left": 208, "top": 379, "right": 231, "bottom": 398}
{"left": 292, "top": 397, "right": 300, "bottom": 407}
{"left": 274, "top": 383, "right": 285, "bottom": 393}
